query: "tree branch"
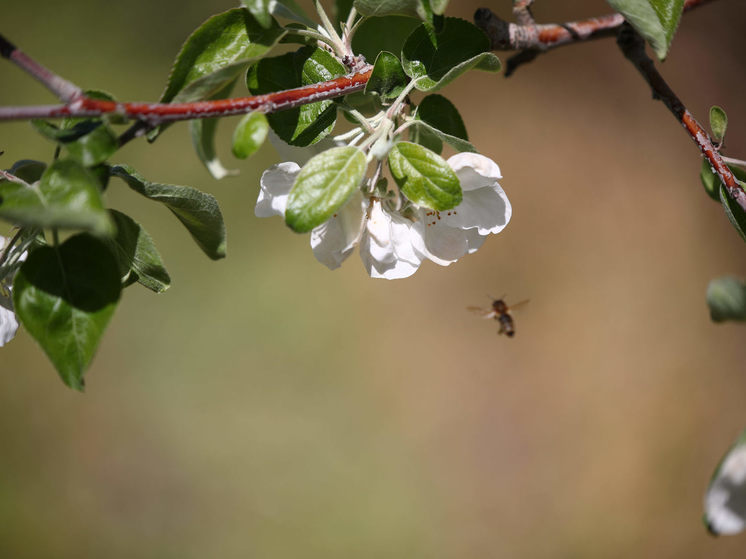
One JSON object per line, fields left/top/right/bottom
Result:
{"left": 475, "top": 0, "right": 716, "bottom": 76}
{"left": 616, "top": 24, "right": 746, "bottom": 212}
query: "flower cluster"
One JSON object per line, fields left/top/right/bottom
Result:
{"left": 255, "top": 152, "right": 511, "bottom": 279}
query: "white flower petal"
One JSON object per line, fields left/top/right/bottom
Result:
{"left": 255, "top": 162, "right": 300, "bottom": 218}
{"left": 705, "top": 443, "right": 746, "bottom": 535}
{"left": 464, "top": 228, "right": 487, "bottom": 254}
{"left": 448, "top": 152, "right": 502, "bottom": 191}
{"left": 389, "top": 212, "right": 425, "bottom": 266}
{"left": 0, "top": 299, "right": 18, "bottom": 347}
{"left": 310, "top": 191, "right": 365, "bottom": 270}
{"left": 359, "top": 201, "right": 422, "bottom": 279}
{"left": 438, "top": 184, "right": 512, "bottom": 235}
{"left": 421, "top": 219, "right": 469, "bottom": 266}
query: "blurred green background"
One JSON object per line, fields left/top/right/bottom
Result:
{"left": 2, "top": 1, "right": 746, "bottom": 557}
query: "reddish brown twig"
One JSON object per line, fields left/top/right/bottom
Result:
{"left": 0, "top": 32, "right": 372, "bottom": 125}
{"left": 475, "top": 0, "right": 716, "bottom": 76}
{"left": 616, "top": 24, "right": 746, "bottom": 212}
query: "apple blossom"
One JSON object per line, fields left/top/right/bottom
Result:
{"left": 704, "top": 437, "right": 746, "bottom": 535}
{"left": 255, "top": 152, "right": 511, "bottom": 279}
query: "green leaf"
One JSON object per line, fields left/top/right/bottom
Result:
{"left": 160, "top": 8, "right": 285, "bottom": 105}
{"left": 720, "top": 181, "right": 746, "bottom": 243}
{"left": 700, "top": 159, "right": 720, "bottom": 202}
{"left": 607, "top": 0, "right": 685, "bottom": 60}
{"left": 7, "top": 160, "right": 46, "bottom": 184}
{"left": 242, "top": 0, "right": 273, "bottom": 28}
{"left": 110, "top": 165, "right": 226, "bottom": 260}
{"left": 268, "top": 0, "right": 317, "bottom": 27}
{"left": 353, "top": 0, "right": 428, "bottom": 19}
{"left": 31, "top": 119, "right": 118, "bottom": 167}
{"left": 189, "top": 79, "right": 239, "bottom": 180}
{"left": 105, "top": 210, "right": 171, "bottom": 293}
{"left": 387, "top": 141, "right": 461, "bottom": 210}
{"left": 401, "top": 17, "right": 501, "bottom": 91}
{"left": 0, "top": 159, "right": 113, "bottom": 235}
{"left": 351, "top": 16, "right": 420, "bottom": 63}
{"left": 247, "top": 46, "right": 346, "bottom": 146}
{"left": 710, "top": 105, "right": 728, "bottom": 144}
{"left": 365, "top": 51, "right": 410, "bottom": 100}
{"left": 13, "top": 233, "right": 121, "bottom": 390}
{"left": 232, "top": 112, "right": 269, "bottom": 159}
{"left": 409, "top": 94, "right": 474, "bottom": 154}
{"left": 707, "top": 276, "right": 746, "bottom": 322}
{"left": 285, "top": 146, "right": 366, "bottom": 233}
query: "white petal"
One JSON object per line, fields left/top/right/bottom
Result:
{"left": 438, "top": 184, "right": 512, "bottom": 235}
{"left": 705, "top": 444, "right": 746, "bottom": 535}
{"left": 310, "top": 191, "right": 365, "bottom": 270}
{"left": 0, "top": 299, "right": 18, "bottom": 347}
{"left": 448, "top": 152, "right": 502, "bottom": 191}
{"left": 359, "top": 201, "right": 422, "bottom": 279}
{"left": 419, "top": 213, "right": 468, "bottom": 266}
{"left": 255, "top": 162, "right": 300, "bottom": 218}
{"left": 389, "top": 212, "right": 425, "bottom": 266}
{"left": 464, "top": 228, "right": 487, "bottom": 254}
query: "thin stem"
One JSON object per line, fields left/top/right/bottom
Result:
{"left": 0, "top": 65, "right": 374, "bottom": 123}
{"left": 289, "top": 28, "right": 342, "bottom": 53}
{"left": 313, "top": 0, "right": 347, "bottom": 57}
{"left": 616, "top": 24, "right": 746, "bottom": 212}
{"left": 345, "top": 7, "right": 358, "bottom": 34}
{"left": 722, "top": 156, "right": 746, "bottom": 169}
{"left": 0, "top": 33, "right": 82, "bottom": 102}
{"left": 475, "top": 0, "right": 717, "bottom": 76}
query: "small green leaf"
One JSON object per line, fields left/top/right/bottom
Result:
{"left": 105, "top": 210, "right": 171, "bottom": 293}
{"left": 242, "top": 0, "right": 273, "bottom": 28}
{"left": 607, "top": 0, "right": 684, "bottom": 60}
{"left": 285, "top": 146, "right": 366, "bottom": 233}
{"left": 189, "top": 79, "right": 239, "bottom": 180}
{"left": 0, "top": 159, "right": 113, "bottom": 235}
{"left": 7, "top": 160, "right": 46, "bottom": 184}
{"left": 387, "top": 141, "right": 461, "bottom": 210}
{"left": 13, "top": 233, "right": 121, "bottom": 390}
{"left": 351, "top": 16, "right": 420, "bottom": 63}
{"left": 232, "top": 112, "right": 269, "bottom": 159}
{"left": 409, "top": 94, "right": 474, "bottom": 154}
{"left": 720, "top": 181, "right": 746, "bottom": 243}
{"left": 700, "top": 159, "right": 720, "bottom": 202}
{"left": 353, "top": 0, "right": 428, "bottom": 19}
{"left": 401, "top": 17, "right": 501, "bottom": 91}
{"left": 268, "top": 0, "right": 317, "bottom": 27}
{"left": 160, "top": 8, "right": 285, "bottom": 105}
{"left": 707, "top": 276, "right": 746, "bottom": 323}
{"left": 31, "top": 119, "right": 118, "bottom": 167}
{"left": 247, "top": 46, "right": 346, "bottom": 146}
{"left": 710, "top": 106, "right": 728, "bottom": 144}
{"left": 365, "top": 51, "right": 410, "bottom": 100}
{"left": 110, "top": 165, "right": 226, "bottom": 260}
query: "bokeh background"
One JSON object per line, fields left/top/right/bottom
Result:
{"left": 2, "top": 0, "right": 746, "bottom": 557}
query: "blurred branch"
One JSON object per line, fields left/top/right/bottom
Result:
{"left": 0, "top": 33, "right": 82, "bottom": 102}
{"left": 475, "top": 0, "right": 716, "bottom": 76}
{"left": 616, "top": 24, "right": 746, "bottom": 212}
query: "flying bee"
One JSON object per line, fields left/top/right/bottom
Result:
{"left": 468, "top": 297, "right": 529, "bottom": 337}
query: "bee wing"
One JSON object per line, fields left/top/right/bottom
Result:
{"left": 467, "top": 306, "right": 497, "bottom": 319}
{"left": 510, "top": 299, "right": 530, "bottom": 311}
